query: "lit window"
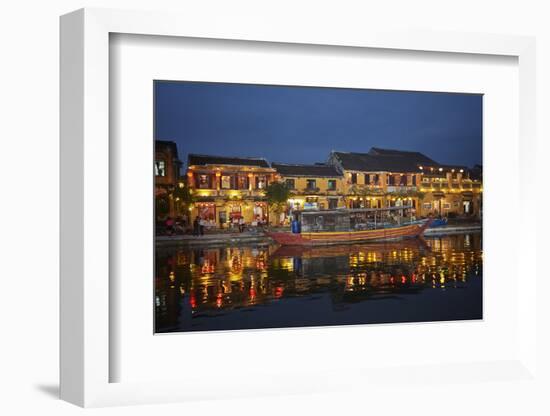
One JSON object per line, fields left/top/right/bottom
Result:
{"left": 155, "top": 160, "right": 166, "bottom": 176}
{"left": 237, "top": 175, "right": 248, "bottom": 190}
{"left": 256, "top": 175, "right": 267, "bottom": 189}
{"left": 221, "top": 175, "right": 231, "bottom": 189}
{"left": 327, "top": 180, "right": 336, "bottom": 190}
{"left": 198, "top": 174, "right": 211, "bottom": 189}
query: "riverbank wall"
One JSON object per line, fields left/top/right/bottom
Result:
{"left": 424, "top": 225, "right": 481, "bottom": 236}
{"left": 156, "top": 224, "right": 481, "bottom": 247}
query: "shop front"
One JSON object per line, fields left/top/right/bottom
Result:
{"left": 252, "top": 202, "right": 268, "bottom": 225}
{"left": 194, "top": 202, "right": 217, "bottom": 229}
{"left": 431, "top": 192, "right": 445, "bottom": 215}
{"left": 461, "top": 191, "right": 474, "bottom": 215}
{"left": 304, "top": 197, "right": 319, "bottom": 210}
{"left": 362, "top": 198, "right": 379, "bottom": 209}
{"left": 418, "top": 192, "right": 472, "bottom": 217}
{"left": 287, "top": 198, "right": 304, "bottom": 212}
{"left": 215, "top": 202, "right": 243, "bottom": 229}
{"left": 348, "top": 198, "right": 361, "bottom": 209}
{"left": 196, "top": 202, "right": 216, "bottom": 220}
{"left": 228, "top": 203, "right": 243, "bottom": 228}
{"left": 328, "top": 197, "right": 339, "bottom": 210}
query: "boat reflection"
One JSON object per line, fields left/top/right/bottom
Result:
{"left": 155, "top": 233, "right": 482, "bottom": 332}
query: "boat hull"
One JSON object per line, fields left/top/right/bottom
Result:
{"left": 271, "top": 238, "right": 429, "bottom": 258}
{"left": 267, "top": 220, "right": 432, "bottom": 246}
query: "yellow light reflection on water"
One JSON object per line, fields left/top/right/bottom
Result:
{"left": 156, "top": 234, "right": 482, "bottom": 319}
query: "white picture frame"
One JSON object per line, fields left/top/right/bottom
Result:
{"left": 60, "top": 8, "right": 538, "bottom": 408}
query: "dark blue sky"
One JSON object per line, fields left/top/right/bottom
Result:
{"left": 154, "top": 81, "right": 482, "bottom": 168}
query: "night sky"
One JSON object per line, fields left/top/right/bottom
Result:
{"left": 154, "top": 81, "right": 482, "bottom": 169}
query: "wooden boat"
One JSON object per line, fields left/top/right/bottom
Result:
{"left": 410, "top": 217, "right": 447, "bottom": 228}
{"left": 267, "top": 207, "right": 433, "bottom": 246}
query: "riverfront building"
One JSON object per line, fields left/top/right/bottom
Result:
{"left": 271, "top": 163, "right": 345, "bottom": 213}
{"left": 328, "top": 148, "right": 482, "bottom": 218}
{"left": 155, "top": 140, "right": 183, "bottom": 219}
{"left": 186, "top": 154, "right": 277, "bottom": 228}
{"left": 417, "top": 162, "right": 482, "bottom": 218}
{"left": 163, "top": 141, "right": 482, "bottom": 227}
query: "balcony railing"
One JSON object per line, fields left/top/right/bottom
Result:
{"left": 351, "top": 183, "right": 383, "bottom": 188}
{"left": 288, "top": 188, "right": 341, "bottom": 196}
{"left": 419, "top": 184, "right": 482, "bottom": 193}
{"left": 386, "top": 186, "right": 418, "bottom": 193}
{"left": 196, "top": 189, "right": 267, "bottom": 197}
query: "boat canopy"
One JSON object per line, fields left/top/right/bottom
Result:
{"left": 295, "top": 206, "right": 413, "bottom": 215}
{"left": 296, "top": 206, "right": 417, "bottom": 233}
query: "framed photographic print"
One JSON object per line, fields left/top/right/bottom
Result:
{"left": 153, "top": 80, "right": 484, "bottom": 334}
{"left": 60, "top": 8, "right": 538, "bottom": 408}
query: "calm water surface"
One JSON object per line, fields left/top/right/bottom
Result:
{"left": 155, "top": 233, "right": 482, "bottom": 332}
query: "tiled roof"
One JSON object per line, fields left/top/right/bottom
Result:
{"left": 188, "top": 154, "right": 271, "bottom": 168}
{"left": 272, "top": 163, "right": 342, "bottom": 177}
{"left": 331, "top": 148, "right": 442, "bottom": 173}
{"left": 470, "top": 164, "right": 482, "bottom": 180}
{"left": 369, "top": 147, "right": 438, "bottom": 165}
{"left": 155, "top": 140, "right": 180, "bottom": 159}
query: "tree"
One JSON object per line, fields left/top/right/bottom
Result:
{"left": 171, "top": 183, "right": 196, "bottom": 215}
{"left": 264, "top": 182, "right": 291, "bottom": 226}
{"left": 156, "top": 196, "right": 169, "bottom": 218}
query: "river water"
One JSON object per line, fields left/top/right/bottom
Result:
{"left": 155, "top": 233, "right": 482, "bottom": 332}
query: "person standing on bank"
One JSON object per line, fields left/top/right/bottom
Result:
{"left": 199, "top": 217, "right": 205, "bottom": 236}
{"left": 193, "top": 216, "right": 200, "bottom": 236}
{"left": 165, "top": 216, "right": 174, "bottom": 235}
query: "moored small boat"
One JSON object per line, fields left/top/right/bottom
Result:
{"left": 267, "top": 207, "right": 433, "bottom": 246}
{"left": 410, "top": 217, "right": 447, "bottom": 228}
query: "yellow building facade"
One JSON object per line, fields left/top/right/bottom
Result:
{"left": 329, "top": 149, "right": 482, "bottom": 219}
{"left": 417, "top": 166, "right": 482, "bottom": 218}
{"left": 342, "top": 171, "right": 422, "bottom": 210}
{"left": 271, "top": 163, "right": 346, "bottom": 221}
{"left": 186, "top": 154, "right": 277, "bottom": 229}
{"left": 180, "top": 147, "right": 482, "bottom": 229}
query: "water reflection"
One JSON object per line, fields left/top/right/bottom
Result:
{"left": 155, "top": 233, "right": 482, "bottom": 332}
